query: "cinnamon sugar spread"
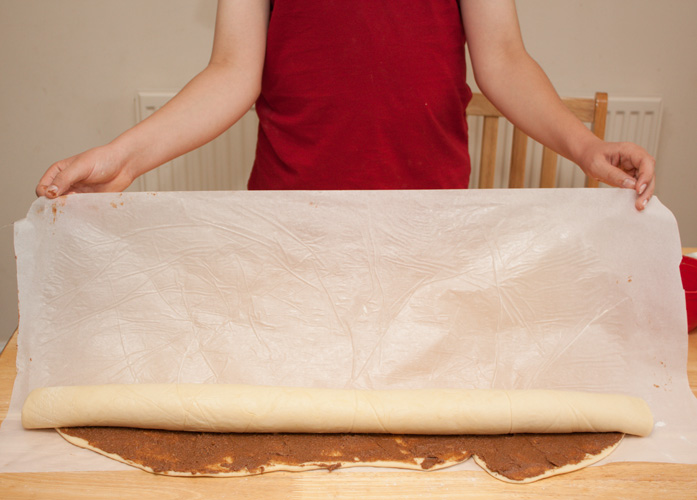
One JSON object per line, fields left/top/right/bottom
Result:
{"left": 468, "top": 433, "right": 623, "bottom": 481}
{"left": 58, "top": 427, "right": 622, "bottom": 480}
{"left": 59, "top": 428, "right": 473, "bottom": 475}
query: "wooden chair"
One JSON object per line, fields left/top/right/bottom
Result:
{"left": 467, "top": 92, "right": 608, "bottom": 189}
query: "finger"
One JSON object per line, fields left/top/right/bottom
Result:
{"left": 616, "top": 144, "right": 654, "bottom": 211}
{"left": 36, "top": 162, "right": 67, "bottom": 197}
{"left": 635, "top": 176, "right": 655, "bottom": 211}
{"left": 633, "top": 155, "right": 656, "bottom": 198}
{"left": 35, "top": 183, "right": 51, "bottom": 198}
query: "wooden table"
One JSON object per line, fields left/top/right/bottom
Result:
{"left": 2, "top": 250, "right": 696, "bottom": 499}
{"left": 1, "top": 334, "right": 696, "bottom": 499}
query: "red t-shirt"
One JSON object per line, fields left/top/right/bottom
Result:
{"left": 248, "top": 0, "right": 472, "bottom": 190}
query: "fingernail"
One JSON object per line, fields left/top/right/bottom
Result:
{"left": 46, "top": 185, "right": 59, "bottom": 196}
{"left": 622, "top": 178, "right": 636, "bottom": 189}
{"left": 638, "top": 184, "right": 647, "bottom": 195}
{"left": 642, "top": 198, "right": 648, "bottom": 208}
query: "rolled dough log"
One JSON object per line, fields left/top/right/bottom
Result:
{"left": 22, "top": 384, "right": 653, "bottom": 436}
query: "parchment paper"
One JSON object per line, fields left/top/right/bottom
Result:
{"left": 2, "top": 189, "right": 696, "bottom": 473}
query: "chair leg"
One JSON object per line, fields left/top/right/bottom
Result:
{"left": 478, "top": 116, "right": 499, "bottom": 189}
{"left": 509, "top": 128, "right": 528, "bottom": 188}
{"left": 540, "top": 147, "right": 558, "bottom": 188}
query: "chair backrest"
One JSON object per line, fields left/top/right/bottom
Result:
{"left": 467, "top": 92, "right": 608, "bottom": 189}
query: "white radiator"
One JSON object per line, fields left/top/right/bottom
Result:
{"left": 130, "top": 91, "right": 257, "bottom": 192}
{"left": 468, "top": 95, "right": 663, "bottom": 189}
{"left": 130, "top": 91, "right": 662, "bottom": 192}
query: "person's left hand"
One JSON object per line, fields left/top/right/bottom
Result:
{"left": 577, "top": 140, "right": 655, "bottom": 211}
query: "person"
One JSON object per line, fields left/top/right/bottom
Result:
{"left": 36, "top": 0, "right": 655, "bottom": 210}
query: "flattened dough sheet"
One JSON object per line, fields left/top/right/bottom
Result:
{"left": 22, "top": 384, "right": 653, "bottom": 436}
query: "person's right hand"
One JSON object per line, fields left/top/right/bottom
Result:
{"left": 36, "top": 145, "right": 134, "bottom": 198}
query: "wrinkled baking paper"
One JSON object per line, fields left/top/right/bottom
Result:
{"left": 2, "top": 189, "right": 696, "bottom": 473}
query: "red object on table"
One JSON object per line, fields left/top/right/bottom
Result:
{"left": 681, "top": 255, "right": 697, "bottom": 332}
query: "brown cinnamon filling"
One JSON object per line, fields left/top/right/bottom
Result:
{"left": 58, "top": 427, "right": 622, "bottom": 481}
{"left": 468, "top": 433, "right": 622, "bottom": 481}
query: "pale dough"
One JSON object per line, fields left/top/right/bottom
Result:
{"left": 22, "top": 384, "right": 653, "bottom": 436}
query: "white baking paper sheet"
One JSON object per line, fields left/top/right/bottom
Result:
{"left": 2, "top": 189, "right": 696, "bottom": 473}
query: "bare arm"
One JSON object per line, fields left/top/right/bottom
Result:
{"left": 37, "top": 0, "right": 269, "bottom": 197}
{"left": 460, "top": 0, "right": 655, "bottom": 209}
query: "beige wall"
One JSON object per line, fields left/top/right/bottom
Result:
{"left": 0, "top": 0, "right": 218, "bottom": 344}
{"left": 515, "top": 0, "right": 697, "bottom": 245}
{"left": 1, "top": 0, "right": 696, "bottom": 343}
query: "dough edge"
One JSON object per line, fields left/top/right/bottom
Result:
{"left": 25, "top": 384, "right": 653, "bottom": 437}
